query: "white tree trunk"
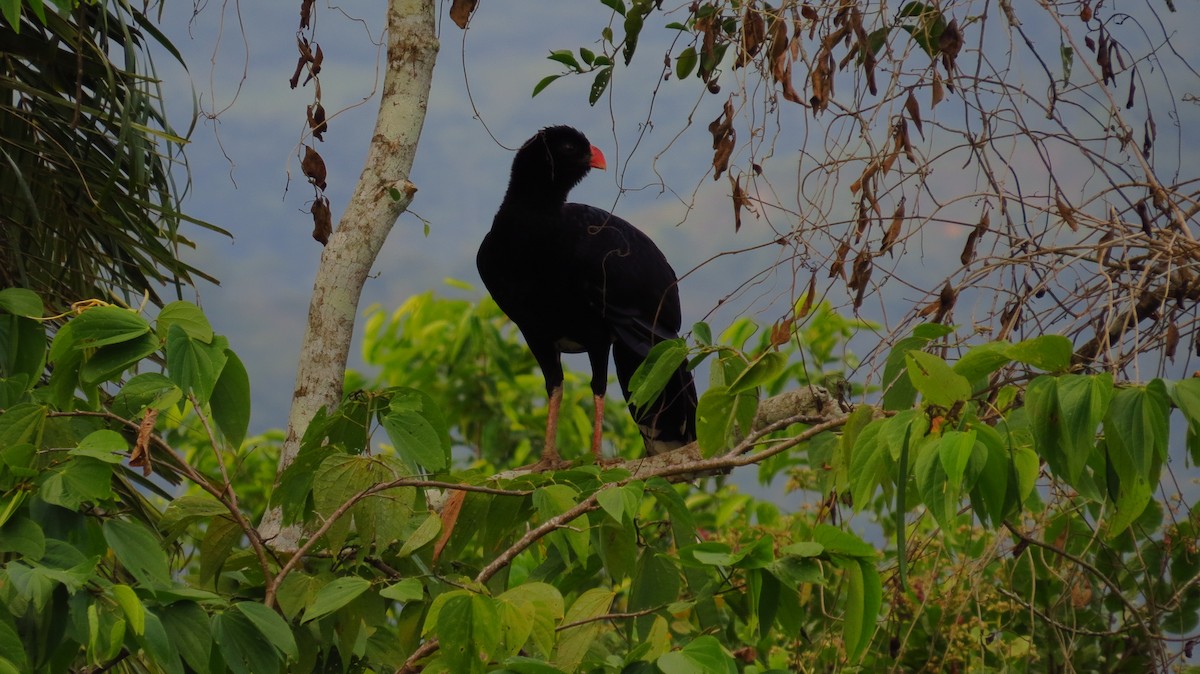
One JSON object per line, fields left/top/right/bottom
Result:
{"left": 262, "top": 0, "right": 438, "bottom": 547}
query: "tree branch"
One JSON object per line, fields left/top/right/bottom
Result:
{"left": 264, "top": 0, "right": 439, "bottom": 549}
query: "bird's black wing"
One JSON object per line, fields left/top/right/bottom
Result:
{"left": 561, "top": 203, "right": 697, "bottom": 452}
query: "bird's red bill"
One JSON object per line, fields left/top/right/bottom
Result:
{"left": 589, "top": 146, "right": 607, "bottom": 170}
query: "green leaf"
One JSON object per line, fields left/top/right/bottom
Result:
{"left": 905, "top": 351, "right": 972, "bottom": 407}
{"left": 1168, "top": 378, "right": 1200, "bottom": 464}
{"left": 938, "top": 429, "right": 977, "bottom": 497}
{"left": 111, "top": 584, "right": 146, "bottom": 636}
{"left": 623, "top": 9, "right": 644, "bottom": 64}
{"left": 156, "top": 301, "right": 214, "bottom": 343}
{"left": 497, "top": 582, "right": 563, "bottom": 658}
{"left": 579, "top": 47, "right": 596, "bottom": 66}
{"left": 381, "top": 389, "right": 449, "bottom": 472}
{"left": 0, "top": 618, "right": 29, "bottom": 672}
{"left": 842, "top": 559, "right": 881, "bottom": 662}
{"left": 212, "top": 610, "right": 282, "bottom": 674}
{"left": 548, "top": 49, "right": 581, "bottom": 71}
{"left": 380, "top": 578, "right": 425, "bottom": 603}
{"left": 676, "top": 46, "right": 698, "bottom": 79}
{"left": 397, "top": 512, "right": 442, "bottom": 557}
{"left": 1055, "top": 373, "right": 1112, "bottom": 484}
{"left": 210, "top": 350, "right": 251, "bottom": 449}
{"left": 952, "top": 341, "right": 1013, "bottom": 384}
{"left": 629, "top": 338, "right": 688, "bottom": 409}
{"left": 1, "top": 314, "right": 47, "bottom": 388}
{"left": 103, "top": 518, "right": 170, "bottom": 587}
{"left": 166, "top": 324, "right": 227, "bottom": 405}
{"left": 275, "top": 573, "right": 323, "bottom": 622}
{"left": 432, "top": 592, "right": 502, "bottom": 672}
{"left": 915, "top": 435, "right": 953, "bottom": 528}
{"left": 80, "top": 333, "right": 161, "bottom": 384}
{"left": 302, "top": 577, "right": 372, "bottom": 623}
{"left": 600, "top": 0, "right": 625, "bottom": 16}
{"left": 847, "top": 418, "right": 886, "bottom": 511}
{"left": 1102, "top": 381, "right": 1169, "bottom": 537}
{"left": 554, "top": 589, "right": 614, "bottom": 672}
{"left": 1006, "top": 334, "right": 1072, "bottom": 372}
{"left": 532, "top": 74, "right": 561, "bottom": 97}
{"left": 235, "top": 601, "right": 298, "bottom": 659}
{"left": 882, "top": 325, "right": 954, "bottom": 410}
{"left": 68, "top": 306, "right": 152, "bottom": 349}
{"left": 728, "top": 351, "right": 787, "bottom": 394}
{"left": 112, "top": 373, "right": 182, "bottom": 418}
{"left": 0, "top": 516, "right": 45, "bottom": 560}
{"left": 70, "top": 429, "right": 127, "bottom": 463}
{"left": 313, "top": 454, "right": 375, "bottom": 552}
{"left": 589, "top": 66, "right": 612, "bottom": 105}
{"left": 0, "top": 403, "right": 47, "bottom": 447}
{"left": 160, "top": 493, "right": 229, "bottom": 541}
{"left": 0, "top": 288, "right": 43, "bottom": 318}
{"left": 628, "top": 551, "right": 681, "bottom": 638}
{"left": 812, "top": 524, "right": 875, "bottom": 559}
{"left": 657, "top": 635, "right": 736, "bottom": 674}
{"left": 534, "top": 484, "right": 588, "bottom": 562}
{"left": 696, "top": 385, "right": 735, "bottom": 455}
{"left": 40, "top": 456, "right": 113, "bottom": 509}
{"left": 595, "top": 485, "right": 626, "bottom": 523}
{"left": 157, "top": 602, "right": 213, "bottom": 674}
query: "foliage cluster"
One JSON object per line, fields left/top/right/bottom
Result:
{"left": 1, "top": 0, "right": 226, "bottom": 308}
{"left": 3, "top": 287, "right": 1200, "bottom": 672}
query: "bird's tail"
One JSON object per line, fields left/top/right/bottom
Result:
{"left": 613, "top": 338, "right": 698, "bottom": 455}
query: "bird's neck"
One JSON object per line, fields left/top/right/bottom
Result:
{"left": 498, "top": 180, "right": 570, "bottom": 218}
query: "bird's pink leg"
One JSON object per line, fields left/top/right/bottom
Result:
{"left": 591, "top": 394, "right": 605, "bottom": 461}
{"left": 540, "top": 385, "right": 564, "bottom": 467}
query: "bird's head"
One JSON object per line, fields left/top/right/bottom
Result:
{"left": 508, "top": 126, "right": 607, "bottom": 203}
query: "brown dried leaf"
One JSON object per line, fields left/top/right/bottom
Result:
{"left": 1080, "top": 1, "right": 1093, "bottom": 22}
{"left": 899, "top": 119, "right": 916, "bottom": 163}
{"left": 708, "top": 99, "right": 736, "bottom": 179}
{"left": 128, "top": 408, "right": 158, "bottom": 477}
{"left": 449, "top": 0, "right": 479, "bottom": 29}
{"left": 831, "top": 240, "right": 851, "bottom": 279}
{"left": 769, "top": 318, "right": 793, "bottom": 348}
{"left": 307, "top": 103, "right": 328, "bottom": 141}
{"left": 311, "top": 196, "right": 332, "bottom": 245}
{"left": 810, "top": 47, "right": 834, "bottom": 114}
{"left": 433, "top": 490, "right": 467, "bottom": 562}
{"left": 736, "top": 3, "right": 766, "bottom": 68}
{"left": 730, "top": 175, "right": 754, "bottom": 232}
{"left": 765, "top": 13, "right": 802, "bottom": 103}
{"left": 1001, "top": 301, "right": 1022, "bottom": 332}
{"left": 931, "top": 70, "right": 945, "bottom": 107}
{"left": 1056, "top": 194, "right": 1078, "bottom": 232}
{"left": 1096, "top": 231, "right": 1114, "bottom": 269}
{"left": 302, "top": 145, "right": 328, "bottom": 191}
{"left": 936, "top": 281, "right": 957, "bottom": 323}
{"left": 854, "top": 202, "right": 870, "bottom": 241}
{"left": 798, "top": 271, "right": 817, "bottom": 318}
{"left": 698, "top": 14, "right": 720, "bottom": 81}
{"left": 849, "top": 248, "right": 872, "bottom": 309}
{"left": 880, "top": 197, "right": 906, "bottom": 255}
{"left": 1166, "top": 321, "right": 1180, "bottom": 361}
{"left": 938, "top": 18, "right": 963, "bottom": 73}
{"left": 1135, "top": 199, "right": 1152, "bottom": 235}
{"left": 904, "top": 89, "right": 923, "bottom": 139}
{"left": 300, "top": 0, "right": 315, "bottom": 29}
{"left": 961, "top": 210, "right": 989, "bottom": 265}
